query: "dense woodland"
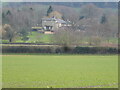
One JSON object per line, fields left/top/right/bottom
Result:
{"left": 1, "top": 2, "right": 118, "bottom": 47}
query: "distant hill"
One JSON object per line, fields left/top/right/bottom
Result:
{"left": 2, "top": 2, "right": 118, "bottom": 8}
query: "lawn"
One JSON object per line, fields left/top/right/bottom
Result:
{"left": 2, "top": 55, "right": 118, "bottom": 88}
{"left": 28, "top": 32, "right": 53, "bottom": 43}
{"left": 2, "top": 31, "right": 118, "bottom": 45}
{"left": 2, "top": 32, "right": 53, "bottom": 43}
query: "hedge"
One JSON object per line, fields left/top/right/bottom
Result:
{"left": 72, "top": 47, "right": 118, "bottom": 54}
{"left": 2, "top": 45, "right": 119, "bottom": 54}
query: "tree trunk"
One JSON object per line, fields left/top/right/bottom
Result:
{"left": 9, "top": 38, "right": 12, "bottom": 42}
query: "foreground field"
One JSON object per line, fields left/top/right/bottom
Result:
{"left": 2, "top": 55, "right": 118, "bottom": 88}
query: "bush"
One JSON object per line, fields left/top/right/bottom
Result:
{"left": 73, "top": 47, "right": 118, "bottom": 54}
{"left": 88, "top": 36, "right": 101, "bottom": 46}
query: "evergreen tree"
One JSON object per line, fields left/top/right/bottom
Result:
{"left": 2, "top": 12, "right": 5, "bottom": 18}
{"left": 100, "top": 14, "right": 107, "bottom": 24}
{"left": 6, "top": 10, "right": 11, "bottom": 16}
{"left": 47, "top": 5, "right": 53, "bottom": 16}
{"left": 79, "top": 16, "right": 85, "bottom": 20}
{"left": 62, "top": 15, "right": 66, "bottom": 20}
{"left": 30, "top": 7, "right": 33, "bottom": 11}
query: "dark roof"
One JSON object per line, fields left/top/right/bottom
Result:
{"left": 42, "top": 18, "right": 56, "bottom": 21}
{"left": 42, "top": 17, "right": 67, "bottom": 24}
{"left": 56, "top": 19, "right": 66, "bottom": 24}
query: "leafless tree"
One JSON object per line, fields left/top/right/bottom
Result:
{"left": 53, "top": 27, "right": 84, "bottom": 46}
{"left": 3, "top": 24, "right": 16, "bottom": 42}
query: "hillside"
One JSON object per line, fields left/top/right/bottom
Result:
{"left": 2, "top": 2, "right": 118, "bottom": 47}
{"left": 2, "top": 2, "right": 118, "bottom": 8}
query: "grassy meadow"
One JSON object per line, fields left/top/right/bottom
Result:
{"left": 2, "top": 55, "right": 118, "bottom": 88}
{"left": 2, "top": 31, "right": 118, "bottom": 45}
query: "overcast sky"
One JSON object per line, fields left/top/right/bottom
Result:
{"left": 1, "top": 0, "right": 119, "bottom": 2}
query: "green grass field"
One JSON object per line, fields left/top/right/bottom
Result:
{"left": 2, "top": 55, "right": 118, "bottom": 88}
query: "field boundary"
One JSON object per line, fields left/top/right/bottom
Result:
{"left": 77, "top": 83, "right": 118, "bottom": 88}
{"left": 2, "top": 45, "right": 118, "bottom": 54}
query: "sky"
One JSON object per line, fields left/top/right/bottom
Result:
{"left": 1, "top": 0, "right": 119, "bottom": 2}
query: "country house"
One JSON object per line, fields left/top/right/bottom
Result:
{"left": 42, "top": 17, "right": 71, "bottom": 31}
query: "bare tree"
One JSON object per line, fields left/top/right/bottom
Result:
{"left": 3, "top": 24, "right": 16, "bottom": 42}
{"left": 53, "top": 27, "right": 84, "bottom": 46}
{"left": 80, "top": 3, "right": 103, "bottom": 19}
